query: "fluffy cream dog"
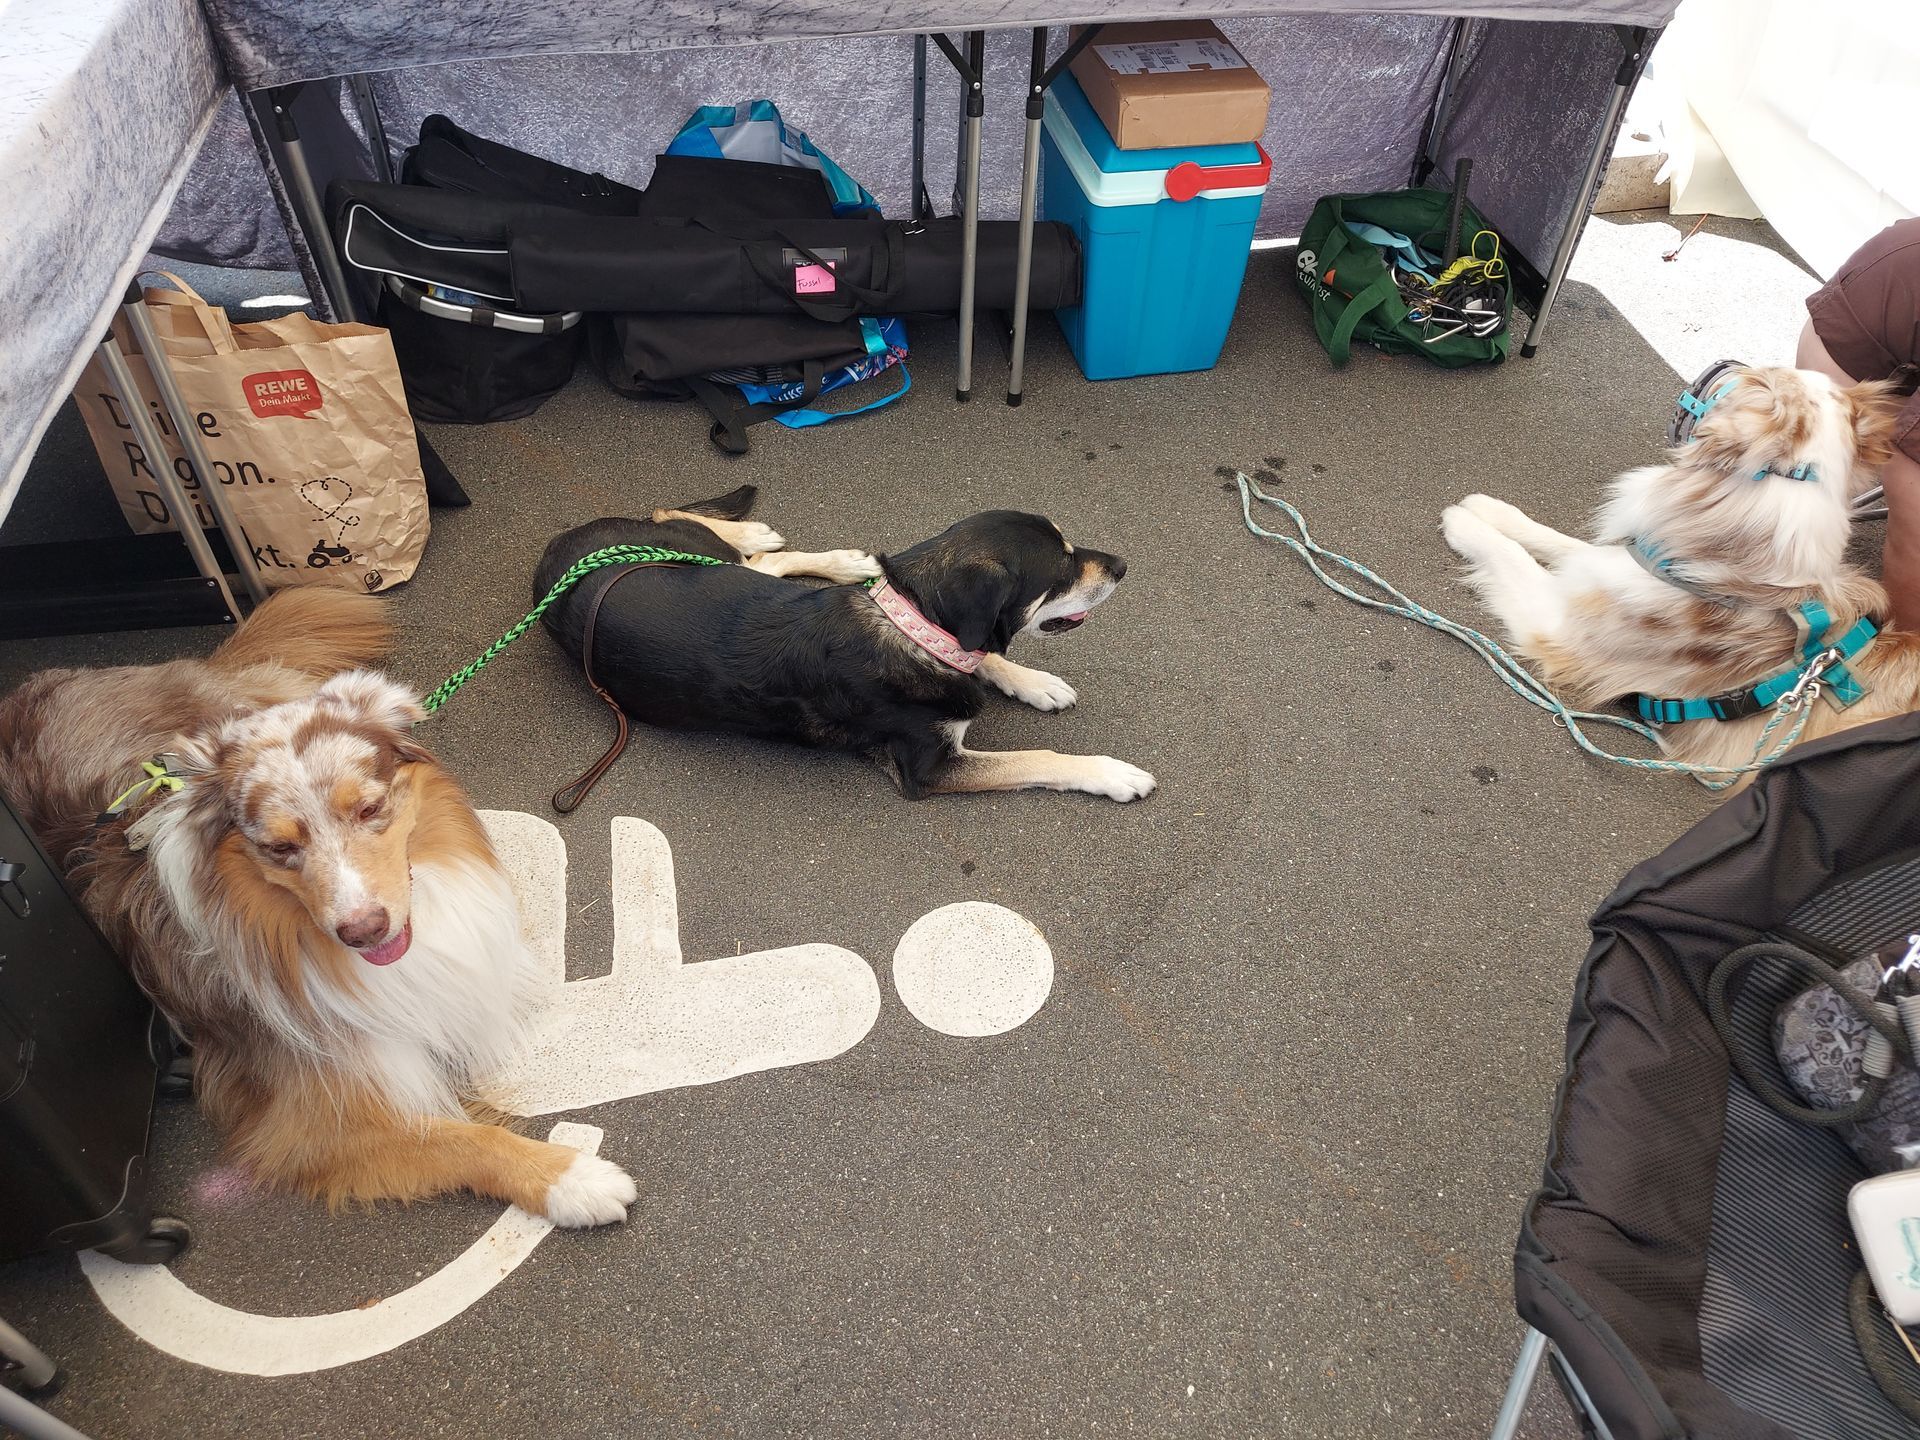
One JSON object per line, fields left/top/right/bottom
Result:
{"left": 1441, "top": 365, "right": 1904, "bottom": 785}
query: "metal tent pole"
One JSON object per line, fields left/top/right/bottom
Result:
{"left": 121, "top": 291, "right": 268, "bottom": 606}
{"left": 95, "top": 337, "right": 241, "bottom": 622}
{"left": 1412, "top": 17, "right": 1471, "bottom": 187}
{"left": 346, "top": 74, "right": 396, "bottom": 183}
{"left": 1520, "top": 26, "right": 1650, "bottom": 358}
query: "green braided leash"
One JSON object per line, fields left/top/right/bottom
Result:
{"left": 420, "top": 545, "right": 726, "bottom": 715}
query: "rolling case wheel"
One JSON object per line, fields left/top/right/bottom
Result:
{"left": 98, "top": 1215, "right": 191, "bottom": 1266}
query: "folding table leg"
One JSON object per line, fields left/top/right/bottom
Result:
{"left": 1521, "top": 26, "right": 1651, "bottom": 358}
{"left": 956, "top": 30, "right": 985, "bottom": 402}
{"left": 1488, "top": 1326, "right": 1547, "bottom": 1440}
{"left": 120, "top": 291, "right": 268, "bottom": 606}
{"left": 1007, "top": 28, "right": 1047, "bottom": 407}
{"left": 94, "top": 338, "right": 241, "bottom": 623}
{"left": 1006, "top": 24, "right": 1100, "bottom": 405}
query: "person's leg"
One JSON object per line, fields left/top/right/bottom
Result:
{"left": 1798, "top": 317, "right": 1920, "bottom": 626}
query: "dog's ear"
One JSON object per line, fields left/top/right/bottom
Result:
{"left": 165, "top": 732, "right": 222, "bottom": 783}
{"left": 313, "top": 671, "right": 432, "bottom": 763}
{"left": 1846, "top": 378, "right": 1905, "bottom": 477}
{"left": 932, "top": 561, "right": 1017, "bottom": 653}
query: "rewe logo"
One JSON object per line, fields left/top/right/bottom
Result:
{"left": 242, "top": 369, "right": 322, "bottom": 419}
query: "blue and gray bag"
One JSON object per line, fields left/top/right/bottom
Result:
{"left": 650, "top": 101, "right": 909, "bottom": 452}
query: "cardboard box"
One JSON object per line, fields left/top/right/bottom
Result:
{"left": 1068, "top": 21, "right": 1271, "bottom": 151}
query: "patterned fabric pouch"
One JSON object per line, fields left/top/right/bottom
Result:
{"left": 1775, "top": 956, "right": 1920, "bottom": 1174}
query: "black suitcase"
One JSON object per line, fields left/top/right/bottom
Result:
{"left": 0, "top": 793, "right": 189, "bottom": 1265}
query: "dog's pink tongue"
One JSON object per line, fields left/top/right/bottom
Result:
{"left": 358, "top": 923, "right": 412, "bottom": 967}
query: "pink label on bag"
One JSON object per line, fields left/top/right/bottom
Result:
{"left": 793, "top": 262, "right": 837, "bottom": 295}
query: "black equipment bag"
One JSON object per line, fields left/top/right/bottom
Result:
{"left": 357, "top": 117, "right": 635, "bottom": 423}
{"left": 329, "top": 182, "right": 1083, "bottom": 320}
{"left": 403, "top": 114, "right": 641, "bottom": 215}
{"left": 595, "top": 152, "right": 873, "bottom": 396}
{"left": 0, "top": 792, "right": 183, "bottom": 1265}
{"left": 1518, "top": 711, "right": 1920, "bottom": 1439}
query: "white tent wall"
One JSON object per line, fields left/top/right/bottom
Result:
{"left": 1660, "top": 0, "right": 1916, "bottom": 279}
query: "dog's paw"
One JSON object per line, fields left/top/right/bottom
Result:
{"left": 1083, "top": 757, "right": 1157, "bottom": 802}
{"left": 1440, "top": 504, "right": 1493, "bottom": 559}
{"left": 1460, "top": 493, "right": 1530, "bottom": 532}
{"left": 1005, "top": 668, "right": 1078, "bottom": 712}
{"left": 541, "top": 1150, "right": 637, "bottom": 1228}
{"left": 823, "top": 549, "right": 883, "bottom": 583}
{"left": 733, "top": 522, "right": 786, "bottom": 555}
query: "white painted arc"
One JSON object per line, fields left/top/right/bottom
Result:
{"left": 77, "top": 1123, "right": 604, "bottom": 1377}
{"left": 482, "top": 813, "right": 883, "bottom": 1117}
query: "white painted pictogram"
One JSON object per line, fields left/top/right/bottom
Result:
{"left": 81, "top": 814, "right": 1052, "bottom": 1373}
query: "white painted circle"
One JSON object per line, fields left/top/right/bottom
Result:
{"left": 892, "top": 902, "right": 1053, "bottom": 1037}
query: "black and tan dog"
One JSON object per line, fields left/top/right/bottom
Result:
{"left": 536, "top": 487, "right": 1154, "bottom": 801}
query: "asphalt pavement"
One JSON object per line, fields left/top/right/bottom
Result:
{"left": 0, "top": 216, "right": 1823, "bottom": 1439}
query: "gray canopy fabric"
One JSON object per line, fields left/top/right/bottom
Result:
{"left": 0, "top": 0, "right": 224, "bottom": 523}
{"left": 162, "top": 10, "right": 1656, "bottom": 302}
{"left": 201, "top": 0, "right": 1676, "bottom": 92}
{"left": 2, "top": 0, "right": 1676, "bottom": 529}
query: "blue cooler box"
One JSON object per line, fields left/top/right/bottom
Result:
{"left": 1041, "top": 74, "right": 1271, "bottom": 380}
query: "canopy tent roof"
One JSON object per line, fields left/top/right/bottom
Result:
{"left": 206, "top": 0, "right": 1679, "bottom": 92}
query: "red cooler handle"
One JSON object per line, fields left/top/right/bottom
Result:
{"left": 1164, "top": 144, "right": 1272, "bottom": 203}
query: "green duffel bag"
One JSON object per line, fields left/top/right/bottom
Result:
{"left": 1294, "top": 188, "right": 1511, "bottom": 369}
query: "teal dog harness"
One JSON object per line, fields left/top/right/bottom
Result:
{"left": 1635, "top": 597, "right": 1877, "bottom": 725}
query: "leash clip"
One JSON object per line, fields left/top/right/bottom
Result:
{"left": 1884, "top": 933, "right": 1920, "bottom": 994}
{"left": 1781, "top": 647, "right": 1844, "bottom": 710}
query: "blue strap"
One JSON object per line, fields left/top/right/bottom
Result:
{"left": 1679, "top": 379, "right": 1736, "bottom": 421}
{"left": 1641, "top": 602, "right": 1878, "bottom": 723}
{"left": 773, "top": 365, "right": 911, "bottom": 431}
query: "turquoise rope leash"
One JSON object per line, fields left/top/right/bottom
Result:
{"left": 1234, "top": 475, "right": 1817, "bottom": 791}
{"left": 420, "top": 544, "right": 727, "bottom": 715}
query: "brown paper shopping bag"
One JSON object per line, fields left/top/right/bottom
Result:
{"left": 73, "top": 278, "right": 429, "bottom": 593}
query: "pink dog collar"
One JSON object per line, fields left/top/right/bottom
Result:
{"left": 869, "top": 580, "right": 984, "bottom": 674}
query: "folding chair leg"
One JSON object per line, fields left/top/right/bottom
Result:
{"left": 0, "top": 1317, "right": 59, "bottom": 1391}
{"left": 1490, "top": 1327, "right": 1549, "bottom": 1440}
{"left": 0, "top": 1387, "right": 98, "bottom": 1440}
